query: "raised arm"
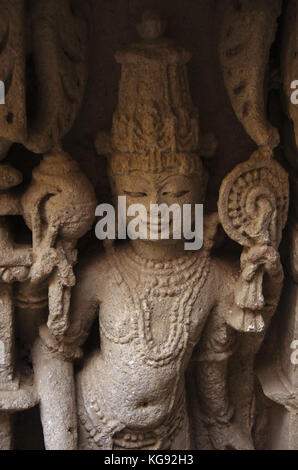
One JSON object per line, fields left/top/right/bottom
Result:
{"left": 32, "top": 255, "right": 100, "bottom": 450}
{"left": 193, "top": 248, "right": 284, "bottom": 450}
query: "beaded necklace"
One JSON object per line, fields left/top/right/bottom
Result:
{"left": 108, "top": 244, "right": 211, "bottom": 368}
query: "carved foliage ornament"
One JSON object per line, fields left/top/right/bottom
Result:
{"left": 0, "top": 0, "right": 94, "bottom": 430}
{"left": 219, "top": 0, "right": 282, "bottom": 149}
{"left": 218, "top": 0, "right": 290, "bottom": 332}
{"left": 0, "top": 0, "right": 88, "bottom": 153}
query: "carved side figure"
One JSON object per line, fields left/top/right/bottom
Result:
{"left": 257, "top": 0, "right": 298, "bottom": 449}
{"left": 215, "top": 0, "right": 291, "bottom": 449}
{"left": 0, "top": 0, "right": 94, "bottom": 449}
{"left": 32, "top": 11, "right": 288, "bottom": 450}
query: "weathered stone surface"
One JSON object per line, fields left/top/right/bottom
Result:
{"left": 24, "top": 0, "right": 89, "bottom": 154}
{"left": 0, "top": 0, "right": 89, "bottom": 154}
{"left": 253, "top": 0, "right": 298, "bottom": 450}
{"left": 219, "top": 0, "right": 282, "bottom": 149}
{"left": 0, "top": 0, "right": 26, "bottom": 144}
{"left": 0, "top": 1, "right": 296, "bottom": 451}
{"left": 29, "top": 10, "right": 288, "bottom": 451}
{"left": 282, "top": 0, "right": 298, "bottom": 166}
{"left": 0, "top": 0, "right": 94, "bottom": 450}
{"left": 258, "top": 280, "right": 298, "bottom": 450}
{"left": 0, "top": 412, "right": 12, "bottom": 450}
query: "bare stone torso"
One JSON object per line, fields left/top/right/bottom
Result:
{"left": 77, "top": 244, "right": 215, "bottom": 434}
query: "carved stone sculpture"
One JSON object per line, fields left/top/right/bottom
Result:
{"left": 30, "top": 11, "right": 289, "bottom": 450}
{"left": 219, "top": 0, "right": 282, "bottom": 150}
{"left": 0, "top": 0, "right": 88, "bottom": 153}
{"left": 0, "top": 1, "right": 295, "bottom": 450}
{"left": 0, "top": 0, "right": 95, "bottom": 450}
{"left": 257, "top": 0, "right": 298, "bottom": 450}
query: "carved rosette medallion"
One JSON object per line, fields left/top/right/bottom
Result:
{"left": 218, "top": 148, "right": 289, "bottom": 250}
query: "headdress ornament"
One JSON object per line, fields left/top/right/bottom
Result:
{"left": 95, "top": 10, "right": 216, "bottom": 175}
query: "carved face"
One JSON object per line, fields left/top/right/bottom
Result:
{"left": 112, "top": 169, "right": 205, "bottom": 242}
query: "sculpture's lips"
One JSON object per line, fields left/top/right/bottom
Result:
{"left": 140, "top": 219, "right": 173, "bottom": 230}
{"left": 141, "top": 220, "right": 172, "bottom": 235}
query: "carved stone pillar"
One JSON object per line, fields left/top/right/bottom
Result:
{"left": 257, "top": 0, "right": 298, "bottom": 450}
{"left": 0, "top": 0, "right": 93, "bottom": 449}
{"left": 257, "top": 234, "right": 298, "bottom": 450}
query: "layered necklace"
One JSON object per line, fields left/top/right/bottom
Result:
{"left": 109, "top": 244, "right": 211, "bottom": 368}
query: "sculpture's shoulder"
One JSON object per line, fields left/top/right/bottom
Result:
{"left": 209, "top": 251, "right": 240, "bottom": 304}
{"left": 73, "top": 245, "right": 111, "bottom": 301}
{"left": 203, "top": 212, "right": 240, "bottom": 302}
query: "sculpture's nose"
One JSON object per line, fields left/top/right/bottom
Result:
{"left": 149, "top": 190, "right": 164, "bottom": 206}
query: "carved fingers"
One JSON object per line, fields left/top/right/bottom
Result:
{"left": 241, "top": 245, "right": 283, "bottom": 279}
{"left": 29, "top": 245, "right": 76, "bottom": 287}
{"left": 0, "top": 266, "right": 29, "bottom": 283}
{"left": 29, "top": 247, "right": 59, "bottom": 284}
{"left": 232, "top": 244, "right": 283, "bottom": 326}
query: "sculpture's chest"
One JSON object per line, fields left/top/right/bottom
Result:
{"left": 98, "top": 252, "right": 212, "bottom": 365}
{"left": 100, "top": 289, "right": 202, "bottom": 340}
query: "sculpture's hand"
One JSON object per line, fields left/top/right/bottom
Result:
{"left": 30, "top": 247, "right": 60, "bottom": 284}
{"left": 241, "top": 244, "right": 283, "bottom": 281}
{"left": 208, "top": 420, "right": 254, "bottom": 450}
{"left": 234, "top": 244, "right": 283, "bottom": 317}
{"left": 0, "top": 266, "right": 30, "bottom": 283}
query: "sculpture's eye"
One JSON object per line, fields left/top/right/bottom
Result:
{"left": 162, "top": 190, "right": 190, "bottom": 197}
{"left": 174, "top": 190, "right": 190, "bottom": 198}
{"left": 124, "top": 191, "right": 147, "bottom": 198}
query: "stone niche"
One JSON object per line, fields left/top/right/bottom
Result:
{"left": 0, "top": 0, "right": 297, "bottom": 450}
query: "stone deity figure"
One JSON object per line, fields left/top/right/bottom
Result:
{"left": 32, "top": 12, "right": 288, "bottom": 450}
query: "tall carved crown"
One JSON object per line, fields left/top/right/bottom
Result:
{"left": 96, "top": 11, "right": 215, "bottom": 175}
{"left": 111, "top": 10, "right": 200, "bottom": 156}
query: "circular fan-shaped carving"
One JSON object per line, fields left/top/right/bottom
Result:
{"left": 218, "top": 148, "right": 289, "bottom": 248}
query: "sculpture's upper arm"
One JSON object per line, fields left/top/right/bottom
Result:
{"left": 191, "top": 257, "right": 239, "bottom": 363}
{"left": 213, "top": 256, "right": 240, "bottom": 310}
{"left": 64, "top": 262, "right": 99, "bottom": 346}
{"left": 208, "top": 255, "right": 249, "bottom": 335}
